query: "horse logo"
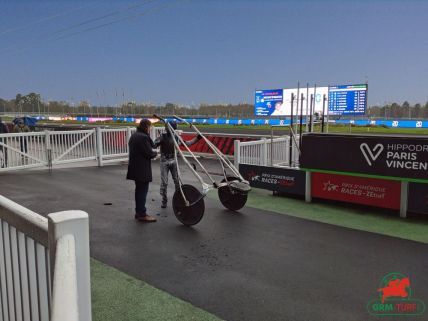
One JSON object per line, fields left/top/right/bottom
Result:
{"left": 378, "top": 277, "right": 410, "bottom": 303}
{"left": 367, "top": 272, "right": 425, "bottom": 316}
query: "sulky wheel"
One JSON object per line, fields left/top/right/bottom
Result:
{"left": 172, "top": 184, "right": 205, "bottom": 226}
{"left": 218, "top": 176, "right": 250, "bottom": 212}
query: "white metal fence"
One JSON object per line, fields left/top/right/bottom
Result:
{"left": 0, "top": 195, "right": 91, "bottom": 321}
{"left": 0, "top": 126, "right": 186, "bottom": 172}
{"left": 234, "top": 136, "right": 300, "bottom": 168}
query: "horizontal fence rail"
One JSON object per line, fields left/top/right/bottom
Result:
{"left": 235, "top": 136, "right": 300, "bottom": 168}
{"left": 0, "top": 196, "right": 91, "bottom": 321}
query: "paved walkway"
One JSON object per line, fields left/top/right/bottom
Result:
{"left": 1, "top": 161, "right": 427, "bottom": 321}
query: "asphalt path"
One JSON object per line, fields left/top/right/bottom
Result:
{"left": 1, "top": 161, "right": 427, "bottom": 321}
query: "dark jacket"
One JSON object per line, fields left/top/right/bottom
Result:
{"left": 0, "top": 122, "right": 8, "bottom": 134}
{"left": 126, "top": 131, "right": 157, "bottom": 182}
{"left": 154, "top": 133, "right": 199, "bottom": 159}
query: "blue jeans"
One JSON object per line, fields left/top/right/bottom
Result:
{"left": 135, "top": 181, "right": 149, "bottom": 216}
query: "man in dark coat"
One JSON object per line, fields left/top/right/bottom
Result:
{"left": 127, "top": 119, "right": 158, "bottom": 222}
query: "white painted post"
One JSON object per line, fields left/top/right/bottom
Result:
{"left": 126, "top": 127, "right": 132, "bottom": 142}
{"left": 48, "top": 210, "right": 92, "bottom": 321}
{"left": 262, "top": 138, "right": 268, "bottom": 166}
{"left": 234, "top": 140, "right": 241, "bottom": 168}
{"left": 400, "top": 181, "right": 408, "bottom": 218}
{"left": 150, "top": 126, "right": 156, "bottom": 141}
{"left": 96, "top": 127, "right": 103, "bottom": 167}
{"left": 45, "top": 130, "right": 52, "bottom": 170}
{"left": 305, "top": 171, "right": 312, "bottom": 203}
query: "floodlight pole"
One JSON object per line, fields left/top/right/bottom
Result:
{"left": 312, "top": 84, "right": 317, "bottom": 132}
{"left": 309, "top": 94, "right": 314, "bottom": 132}
{"left": 305, "top": 83, "right": 309, "bottom": 132}
{"left": 321, "top": 94, "right": 327, "bottom": 133}
{"left": 296, "top": 82, "right": 300, "bottom": 134}
{"left": 299, "top": 93, "right": 304, "bottom": 151}
{"left": 327, "top": 85, "right": 330, "bottom": 133}
{"left": 289, "top": 93, "right": 295, "bottom": 167}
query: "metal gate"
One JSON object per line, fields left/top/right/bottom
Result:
{"left": 0, "top": 132, "right": 48, "bottom": 172}
{"left": 48, "top": 130, "right": 97, "bottom": 165}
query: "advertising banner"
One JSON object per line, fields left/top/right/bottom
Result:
{"left": 311, "top": 172, "right": 401, "bottom": 209}
{"left": 300, "top": 134, "right": 428, "bottom": 181}
{"left": 239, "top": 164, "right": 306, "bottom": 196}
{"left": 254, "top": 89, "right": 283, "bottom": 116}
{"left": 408, "top": 183, "right": 428, "bottom": 215}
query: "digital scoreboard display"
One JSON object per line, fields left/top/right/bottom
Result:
{"left": 328, "top": 84, "right": 367, "bottom": 115}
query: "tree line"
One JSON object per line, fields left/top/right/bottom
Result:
{"left": 1, "top": 93, "right": 428, "bottom": 119}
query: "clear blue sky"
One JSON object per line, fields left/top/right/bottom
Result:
{"left": 0, "top": 0, "right": 427, "bottom": 107}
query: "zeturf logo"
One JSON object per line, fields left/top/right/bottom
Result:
{"left": 360, "top": 143, "right": 384, "bottom": 166}
{"left": 367, "top": 273, "right": 425, "bottom": 316}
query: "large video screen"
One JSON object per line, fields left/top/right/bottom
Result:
{"left": 328, "top": 84, "right": 367, "bottom": 115}
{"left": 254, "top": 89, "right": 283, "bottom": 116}
{"left": 254, "top": 85, "right": 367, "bottom": 116}
{"left": 282, "top": 87, "right": 328, "bottom": 116}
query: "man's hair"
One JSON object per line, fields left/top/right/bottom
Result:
{"left": 137, "top": 118, "right": 152, "bottom": 133}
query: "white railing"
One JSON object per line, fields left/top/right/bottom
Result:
{"left": 98, "top": 127, "right": 135, "bottom": 165}
{"left": 0, "top": 126, "right": 214, "bottom": 172}
{"left": 49, "top": 130, "right": 97, "bottom": 165}
{"left": 0, "top": 195, "right": 91, "bottom": 321}
{"left": 0, "top": 132, "right": 48, "bottom": 170}
{"left": 234, "top": 136, "right": 300, "bottom": 168}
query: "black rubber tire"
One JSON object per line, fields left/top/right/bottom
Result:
{"left": 172, "top": 184, "right": 205, "bottom": 226}
{"left": 218, "top": 176, "right": 248, "bottom": 212}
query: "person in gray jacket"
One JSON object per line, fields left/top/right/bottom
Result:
{"left": 154, "top": 121, "right": 201, "bottom": 208}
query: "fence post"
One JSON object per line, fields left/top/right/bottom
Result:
{"left": 305, "top": 171, "right": 312, "bottom": 202}
{"left": 44, "top": 130, "right": 52, "bottom": 170}
{"left": 96, "top": 127, "right": 103, "bottom": 167}
{"left": 150, "top": 126, "right": 156, "bottom": 140}
{"left": 400, "top": 181, "right": 408, "bottom": 218}
{"left": 234, "top": 140, "right": 241, "bottom": 168}
{"left": 261, "top": 138, "right": 267, "bottom": 166}
{"left": 126, "top": 127, "right": 132, "bottom": 142}
{"left": 48, "top": 210, "right": 92, "bottom": 321}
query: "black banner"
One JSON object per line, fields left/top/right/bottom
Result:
{"left": 300, "top": 133, "right": 428, "bottom": 181}
{"left": 239, "top": 164, "right": 306, "bottom": 196}
{"left": 408, "top": 183, "right": 428, "bottom": 215}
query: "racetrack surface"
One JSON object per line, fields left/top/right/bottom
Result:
{"left": 1, "top": 162, "right": 427, "bottom": 321}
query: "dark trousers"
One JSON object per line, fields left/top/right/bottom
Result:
{"left": 135, "top": 181, "right": 150, "bottom": 216}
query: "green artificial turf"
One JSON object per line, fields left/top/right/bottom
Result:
{"left": 209, "top": 188, "right": 428, "bottom": 244}
{"left": 91, "top": 259, "right": 223, "bottom": 321}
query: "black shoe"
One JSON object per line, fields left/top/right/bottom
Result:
{"left": 161, "top": 202, "right": 167, "bottom": 209}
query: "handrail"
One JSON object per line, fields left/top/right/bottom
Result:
{"left": 0, "top": 195, "right": 48, "bottom": 246}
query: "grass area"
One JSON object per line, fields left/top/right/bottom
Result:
{"left": 209, "top": 188, "right": 428, "bottom": 244}
{"left": 91, "top": 259, "right": 222, "bottom": 321}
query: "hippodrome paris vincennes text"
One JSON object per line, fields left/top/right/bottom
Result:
{"left": 385, "top": 144, "right": 428, "bottom": 170}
